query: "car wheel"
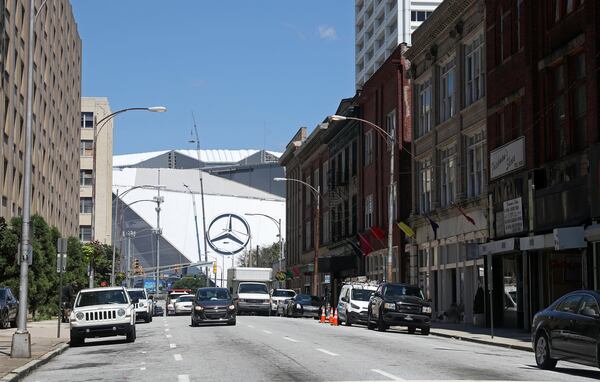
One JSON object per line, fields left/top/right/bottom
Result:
{"left": 1, "top": 310, "right": 9, "bottom": 329}
{"left": 345, "top": 314, "right": 352, "bottom": 327}
{"left": 149, "top": 315, "right": 153, "bottom": 323}
{"left": 421, "top": 326, "right": 430, "bottom": 336}
{"left": 376, "top": 311, "right": 387, "bottom": 332}
{"left": 535, "top": 333, "right": 557, "bottom": 370}
{"left": 367, "top": 311, "right": 375, "bottom": 330}
{"left": 9, "top": 317, "right": 17, "bottom": 328}
{"left": 126, "top": 326, "right": 136, "bottom": 343}
{"left": 227, "top": 320, "right": 236, "bottom": 326}
{"left": 407, "top": 326, "right": 416, "bottom": 334}
{"left": 70, "top": 331, "right": 83, "bottom": 347}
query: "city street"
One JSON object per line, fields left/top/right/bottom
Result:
{"left": 24, "top": 315, "right": 600, "bottom": 382}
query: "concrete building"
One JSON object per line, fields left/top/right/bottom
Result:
{"left": 355, "top": 0, "right": 442, "bottom": 88}
{"left": 406, "top": 0, "right": 487, "bottom": 325}
{"left": 0, "top": 0, "right": 81, "bottom": 236}
{"left": 79, "top": 97, "right": 113, "bottom": 244}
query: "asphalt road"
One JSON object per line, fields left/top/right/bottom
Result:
{"left": 24, "top": 314, "right": 600, "bottom": 382}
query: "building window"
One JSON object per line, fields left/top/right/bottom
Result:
{"left": 81, "top": 112, "right": 93, "bottom": 129}
{"left": 365, "top": 194, "right": 374, "bottom": 229}
{"left": 467, "top": 131, "right": 486, "bottom": 197}
{"left": 314, "top": 168, "right": 320, "bottom": 193}
{"left": 322, "top": 160, "right": 329, "bottom": 193}
{"left": 573, "top": 53, "right": 586, "bottom": 151}
{"left": 418, "top": 159, "right": 432, "bottom": 213}
{"left": 80, "top": 170, "right": 93, "bottom": 186}
{"left": 417, "top": 79, "right": 432, "bottom": 137}
{"left": 440, "top": 59, "right": 455, "bottom": 122}
{"left": 465, "top": 35, "right": 485, "bottom": 106}
{"left": 322, "top": 211, "right": 330, "bottom": 244}
{"left": 364, "top": 130, "right": 374, "bottom": 165}
{"left": 553, "top": 0, "right": 584, "bottom": 23}
{"left": 411, "top": 10, "right": 432, "bottom": 22}
{"left": 386, "top": 109, "right": 396, "bottom": 151}
{"left": 80, "top": 225, "right": 92, "bottom": 242}
{"left": 80, "top": 140, "right": 93, "bottom": 156}
{"left": 80, "top": 197, "right": 93, "bottom": 214}
{"left": 440, "top": 147, "right": 456, "bottom": 207}
{"left": 305, "top": 220, "right": 312, "bottom": 250}
{"left": 551, "top": 63, "right": 568, "bottom": 158}
{"left": 304, "top": 175, "right": 311, "bottom": 208}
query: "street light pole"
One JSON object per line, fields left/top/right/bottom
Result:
{"left": 329, "top": 115, "right": 396, "bottom": 282}
{"left": 274, "top": 178, "right": 320, "bottom": 295}
{"left": 244, "top": 213, "right": 284, "bottom": 277}
{"left": 184, "top": 184, "right": 202, "bottom": 278}
{"left": 12, "top": 0, "right": 48, "bottom": 358}
{"left": 154, "top": 171, "right": 165, "bottom": 316}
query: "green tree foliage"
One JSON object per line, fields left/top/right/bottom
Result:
{"left": 83, "top": 241, "right": 123, "bottom": 287}
{"left": 172, "top": 276, "right": 207, "bottom": 290}
{"left": 237, "top": 242, "right": 280, "bottom": 268}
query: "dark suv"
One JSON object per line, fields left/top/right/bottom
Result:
{"left": 0, "top": 287, "right": 18, "bottom": 329}
{"left": 191, "top": 287, "right": 236, "bottom": 326}
{"left": 367, "top": 283, "right": 432, "bottom": 335}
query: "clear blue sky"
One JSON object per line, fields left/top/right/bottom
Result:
{"left": 71, "top": 1, "right": 355, "bottom": 155}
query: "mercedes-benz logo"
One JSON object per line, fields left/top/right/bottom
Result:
{"left": 206, "top": 214, "right": 251, "bottom": 255}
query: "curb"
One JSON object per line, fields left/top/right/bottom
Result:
{"left": 430, "top": 330, "right": 532, "bottom": 352}
{"left": 1, "top": 342, "right": 69, "bottom": 382}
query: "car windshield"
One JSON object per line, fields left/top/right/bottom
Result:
{"left": 296, "top": 295, "right": 321, "bottom": 305}
{"left": 127, "top": 290, "right": 146, "bottom": 300}
{"left": 239, "top": 283, "right": 268, "bottom": 294}
{"left": 0, "top": 290, "right": 6, "bottom": 300}
{"left": 384, "top": 285, "right": 424, "bottom": 300}
{"left": 351, "top": 289, "right": 374, "bottom": 301}
{"left": 196, "top": 289, "right": 230, "bottom": 301}
{"left": 177, "top": 296, "right": 194, "bottom": 302}
{"left": 272, "top": 290, "right": 295, "bottom": 297}
{"left": 76, "top": 289, "right": 128, "bottom": 307}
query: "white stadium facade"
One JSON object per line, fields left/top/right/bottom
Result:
{"left": 112, "top": 149, "right": 286, "bottom": 286}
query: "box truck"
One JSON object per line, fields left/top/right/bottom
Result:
{"left": 227, "top": 267, "right": 272, "bottom": 315}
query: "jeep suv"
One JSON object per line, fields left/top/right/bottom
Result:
{"left": 69, "top": 287, "right": 137, "bottom": 346}
{"left": 367, "top": 283, "right": 432, "bottom": 335}
{"left": 127, "top": 288, "right": 153, "bottom": 323}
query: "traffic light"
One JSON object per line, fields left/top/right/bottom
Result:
{"left": 133, "top": 258, "right": 140, "bottom": 274}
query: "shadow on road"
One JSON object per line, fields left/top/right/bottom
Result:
{"left": 521, "top": 364, "right": 600, "bottom": 380}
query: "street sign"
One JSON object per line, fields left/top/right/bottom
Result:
{"left": 56, "top": 253, "right": 67, "bottom": 273}
{"left": 213, "top": 262, "right": 217, "bottom": 274}
{"left": 17, "top": 243, "right": 33, "bottom": 265}
{"left": 57, "top": 238, "right": 68, "bottom": 254}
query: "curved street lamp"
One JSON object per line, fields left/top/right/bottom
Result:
{"left": 328, "top": 115, "right": 395, "bottom": 282}
{"left": 274, "top": 177, "right": 320, "bottom": 295}
{"left": 245, "top": 213, "right": 283, "bottom": 277}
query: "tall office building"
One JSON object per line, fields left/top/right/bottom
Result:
{"left": 355, "top": 0, "right": 442, "bottom": 88}
{"left": 0, "top": 0, "right": 82, "bottom": 236}
{"left": 80, "top": 97, "right": 113, "bottom": 244}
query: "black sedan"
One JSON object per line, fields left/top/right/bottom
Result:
{"left": 285, "top": 295, "right": 322, "bottom": 319}
{"left": 191, "top": 288, "right": 236, "bottom": 326}
{"left": 532, "top": 290, "right": 600, "bottom": 370}
{"left": 0, "top": 287, "right": 18, "bottom": 329}
{"left": 367, "top": 283, "right": 431, "bottom": 334}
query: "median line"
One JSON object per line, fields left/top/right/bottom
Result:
{"left": 371, "top": 369, "right": 404, "bottom": 381}
{"left": 316, "top": 348, "right": 338, "bottom": 356}
{"left": 283, "top": 336, "right": 299, "bottom": 343}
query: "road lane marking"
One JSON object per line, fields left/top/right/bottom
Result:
{"left": 262, "top": 330, "right": 272, "bottom": 334}
{"left": 140, "top": 367, "right": 146, "bottom": 371}
{"left": 283, "top": 336, "right": 299, "bottom": 342}
{"left": 165, "top": 328, "right": 170, "bottom": 332}
{"left": 174, "top": 354, "right": 182, "bottom": 361}
{"left": 316, "top": 348, "right": 338, "bottom": 356}
{"left": 170, "top": 343, "right": 177, "bottom": 348}
{"left": 178, "top": 375, "right": 190, "bottom": 382}
{"left": 166, "top": 334, "right": 172, "bottom": 338}
{"left": 371, "top": 369, "right": 404, "bottom": 381}
{"left": 247, "top": 325, "right": 254, "bottom": 328}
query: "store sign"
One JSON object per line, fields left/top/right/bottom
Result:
{"left": 503, "top": 197, "right": 524, "bottom": 235}
{"left": 490, "top": 136, "right": 525, "bottom": 179}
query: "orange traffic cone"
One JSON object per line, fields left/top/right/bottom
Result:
{"left": 320, "top": 307, "right": 326, "bottom": 323}
{"left": 328, "top": 308, "right": 333, "bottom": 324}
{"left": 331, "top": 308, "right": 338, "bottom": 326}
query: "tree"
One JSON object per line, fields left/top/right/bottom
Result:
{"left": 172, "top": 276, "right": 206, "bottom": 290}
{"left": 83, "top": 241, "right": 123, "bottom": 288}
{"left": 237, "top": 242, "right": 280, "bottom": 268}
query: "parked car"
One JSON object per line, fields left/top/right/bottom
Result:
{"left": 191, "top": 287, "right": 236, "bottom": 326}
{"left": 285, "top": 294, "right": 322, "bottom": 319}
{"left": 69, "top": 287, "right": 137, "bottom": 346}
{"left": 337, "top": 283, "right": 377, "bottom": 326}
{"left": 0, "top": 287, "right": 18, "bottom": 329}
{"left": 532, "top": 290, "right": 600, "bottom": 370}
{"left": 127, "top": 288, "right": 153, "bottom": 323}
{"left": 174, "top": 294, "right": 195, "bottom": 315}
{"left": 271, "top": 289, "right": 296, "bottom": 315}
{"left": 367, "top": 283, "right": 432, "bottom": 334}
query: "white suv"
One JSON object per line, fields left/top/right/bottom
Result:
{"left": 337, "top": 283, "right": 377, "bottom": 326}
{"left": 70, "top": 287, "right": 137, "bottom": 346}
{"left": 127, "top": 288, "right": 153, "bottom": 323}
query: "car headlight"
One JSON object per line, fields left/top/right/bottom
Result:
{"left": 194, "top": 306, "right": 204, "bottom": 311}
{"left": 139, "top": 302, "right": 144, "bottom": 308}
{"left": 75, "top": 312, "right": 84, "bottom": 320}
{"left": 296, "top": 304, "right": 302, "bottom": 309}
{"left": 350, "top": 303, "right": 360, "bottom": 309}
{"left": 384, "top": 302, "right": 396, "bottom": 310}
{"left": 228, "top": 304, "right": 235, "bottom": 310}
{"left": 422, "top": 306, "right": 432, "bottom": 314}
{"left": 117, "top": 308, "right": 126, "bottom": 317}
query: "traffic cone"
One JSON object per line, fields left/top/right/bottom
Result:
{"left": 328, "top": 308, "right": 333, "bottom": 324}
{"left": 320, "top": 307, "right": 326, "bottom": 323}
{"left": 331, "top": 308, "right": 338, "bottom": 326}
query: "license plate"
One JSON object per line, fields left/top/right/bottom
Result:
{"left": 405, "top": 315, "right": 413, "bottom": 321}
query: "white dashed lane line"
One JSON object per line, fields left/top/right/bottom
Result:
{"left": 178, "top": 375, "right": 190, "bottom": 382}
{"left": 140, "top": 367, "right": 146, "bottom": 371}
{"left": 371, "top": 368, "right": 404, "bottom": 381}
{"left": 247, "top": 325, "right": 255, "bottom": 328}
{"left": 174, "top": 354, "right": 183, "bottom": 361}
{"left": 283, "top": 336, "right": 299, "bottom": 343}
{"left": 262, "top": 330, "right": 272, "bottom": 334}
{"left": 166, "top": 334, "right": 172, "bottom": 338}
{"left": 170, "top": 343, "right": 177, "bottom": 349}
{"left": 315, "top": 348, "right": 338, "bottom": 356}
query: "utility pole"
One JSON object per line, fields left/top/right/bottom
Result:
{"left": 190, "top": 114, "right": 209, "bottom": 277}
{"left": 154, "top": 170, "right": 165, "bottom": 316}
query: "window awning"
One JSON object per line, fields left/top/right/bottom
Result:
{"left": 479, "top": 238, "right": 517, "bottom": 256}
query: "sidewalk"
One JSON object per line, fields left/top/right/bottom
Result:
{"left": 430, "top": 321, "right": 532, "bottom": 352}
{"left": 0, "top": 320, "right": 70, "bottom": 381}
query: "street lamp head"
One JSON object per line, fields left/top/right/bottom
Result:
{"left": 328, "top": 115, "right": 347, "bottom": 122}
{"left": 147, "top": 106, "right": 167, "bottom": 113}
{"left": 273, "top": 177, "right": 286, "bottom": 182}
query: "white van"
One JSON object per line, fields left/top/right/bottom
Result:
{"left": 337, "top": 283, "right": 377, "bottom": 326}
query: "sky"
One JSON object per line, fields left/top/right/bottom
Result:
{"left": 71, "top": 1, "right": 355, "bottom": 155}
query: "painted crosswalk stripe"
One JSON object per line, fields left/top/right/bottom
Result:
{"left": 316, "top": 348, "right": 338, "bottom": 356}
{"left": 371, "top": 369, "right": 404, "bottom": 381}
